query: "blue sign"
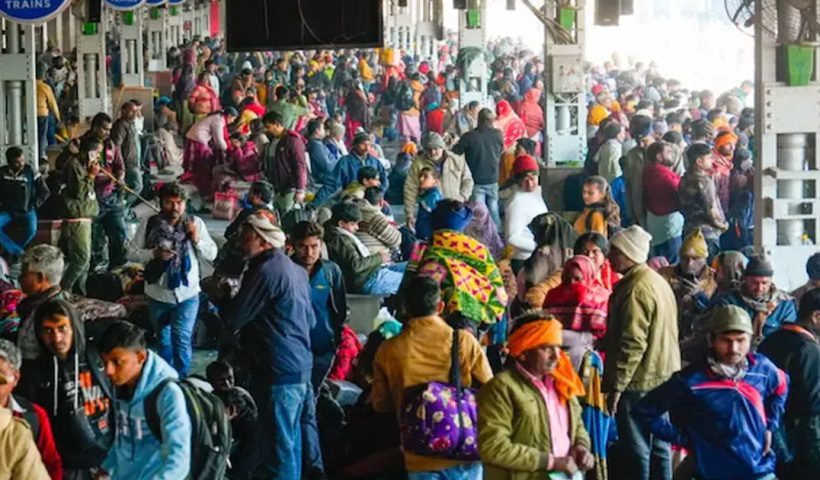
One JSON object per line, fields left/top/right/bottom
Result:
{"left": 105, "top": 0, "right": 147, "bottom": 10}
{"left": 0, "top": 0, "right": 71, "bottom": 24}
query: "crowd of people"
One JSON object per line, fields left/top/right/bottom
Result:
{"left": 0, "top": 32, "right": 816, "bottom": 480}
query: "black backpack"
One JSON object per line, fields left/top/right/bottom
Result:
{"left": 144, "top": 378, "right": 232, "bottom": 480}
{"left": 395, "top": 83, "right": 415, "bottom": 112}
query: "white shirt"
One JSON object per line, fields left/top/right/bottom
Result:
{"left": 504, "top": 188, "right": 549, "bottom": 261}
{"left": 127, "top": 215, "right": 218, "bottom": 304}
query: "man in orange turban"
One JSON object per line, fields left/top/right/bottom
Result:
{"left": 478, "top": 312, "right": 594, "bottom": 479}
{"left": 712, "top": 131, "right": 738, "bottom": 212}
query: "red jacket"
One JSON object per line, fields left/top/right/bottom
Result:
{"left": 12, "top": 395, "right": 63, "bottom": 480}
{"left": 643, "top": 161, "right": 681, "bottom": 216}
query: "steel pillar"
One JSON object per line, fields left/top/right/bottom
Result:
{"left": 146, "top": 7, "right": 168, "bottom": 71}
{"left": 543, "top": 0, "right": 586, "bottom": 166}
{"left": 181, "top": 7, "right": 193, "bottom": 43}
{"left": 168, "top": 7, "right": 182, "bottom": 47}
{"left": 118, "top": 12, "right": 144, "bottom": 86}
{"left": 61, "top": 8, "right": 75, "bottom": 54}
{"left": 414, "top": 0, "right": 438, "bottom": 61}
{"left": 76, "top": 12, "right": 110, "bottom": 121}
{"left": 753, "top": 0, "right": 820, "bottom": 289}
{"left": 385, "top": 0, "right": 413, "bottom": 53}
{"left": 0, "top": 20, "right": 38, "bottom": 165}
{"left": 457, "top": 0, "right": 489, "bottom": 106}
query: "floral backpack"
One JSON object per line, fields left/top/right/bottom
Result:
{"left": 399, "top": 329, "right": 479, "bottom": 460}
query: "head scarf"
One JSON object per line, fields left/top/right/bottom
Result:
{"left": 464, "top": 201, "right": 505, "bottom": 260}
{"left": 245, "top": 213, "right": 286, "bottom": 249}
{"left": 432, "top": 202, "right": 473, "bottom": 232}
{"left": 681, "top": 228, "right": 709, "bottom": 258}
{"left": 401, "top": 141, "right": 418, "bottom": 156}
{"left": 508, "top": 318, "right": 586, "bottom": 404}
{"left": 543, "top": 256, "right": 609, "bottom": 337}
{"left": 712, "top": 251, "right": 749, "bottom": 292}
{"left": 495, "top": 100, "right": 528, "bottom": 150}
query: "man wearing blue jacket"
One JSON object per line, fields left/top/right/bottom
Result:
{"left": 313, "top": 132, "right": 387, "bottom": 204}
{"left": 96, "top": 320, "right": 191, "bottom": 480}
{"left": 635, "top": 305, "right": 789, "bottom": 480}
{"left": 221, "top": 213, "right": 319, "bottom": 479}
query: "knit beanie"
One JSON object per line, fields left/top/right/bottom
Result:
{"left": 513, "top": 155, "right": 540, "bottom": 177}
{"left": 744, "top": 255, "right": 774, "bottom": 277}
{"left": 422, "top": 132, "right": 446, "bottom": 150}
{"left": 610, "top": 225, "right": 653, "bottom": 264}
{"left": 680, "top": 228, "right": 709, "bottom": 259}
{"left": 432, "top": 201, "right": 473, "bottom": 232}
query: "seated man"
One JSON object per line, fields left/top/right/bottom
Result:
{"left": 356, "top": 189, "right": 401, "bottom": 258}
{"left": 216, "top": 181, "right": 277, "bottom": 277}
{"left": 97, "top": 321, "right": 192, "bottom": 479}
{"left": 710, "top": 255, "right": 796, "bottom": 341}
{"left": 636, "top": 306, "right": 788, "bottom": 480}
{"left": 657, "top": 228, "right": 718, "bottom": 340}
{"left": 478, "top": 312, "right": 593, "bottom": 479}
{"left": 759, "top": 288, "right": 820, "bottom": 476}
{"left": 0, "top": 339, "right": 62, "bottom": 479}
{"left": 0, "top": 147, "right": 49, "bottom": 260}
{"left": 324, "top": 201, "right": 405, "bottom": 295}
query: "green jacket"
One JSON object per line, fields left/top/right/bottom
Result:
{"left": 323, "top": 222, "right": 382, "bottom": 293}
{"left": 602, "top": 263, "right": 681, "bottom": 393}
{"left": 478, "top": 369, "right": 590, "bottom": 480}
{"left": 61, "top": 156, "right": 100, "bottom": 219}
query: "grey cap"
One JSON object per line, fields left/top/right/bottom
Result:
{"left": 422, "top": 132, "right": 446, "bottom": 150}
{"left": 710, "top": 305, "right": 754, "bottom": 335}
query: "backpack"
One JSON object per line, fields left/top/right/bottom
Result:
{"left": 395, "top": 83, "right": 415, "bottom": 112}
{"left": 144, "top": 378, "right": 232, "bottom": 480}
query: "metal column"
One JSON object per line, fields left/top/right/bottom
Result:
{"left": 146, "top": 7, "right": 168, "bottom": 71}
{"left": 754, "top": 0, "right": 820, "bottom": 289}
{"left": 457, "top": 0, "right": 489, "bottom": 106}
{"left": 0, "top": 19, "right": 38, "bottom": 164}
{"left": 118, "top": 11, "right": 145, "bottom": 86}
{"left": 168, "top": 7, "right": 182, "bottom": 47}
{"left": 76, "top": 11, "right": 110, "bottom": 121}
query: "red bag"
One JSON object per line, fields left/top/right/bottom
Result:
{"left": 212, "top": 191, "right": 239, "bottom": 221}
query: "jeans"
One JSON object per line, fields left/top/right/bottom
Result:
{"left": 652, "top": 236, "right": 682, "bottom": 265}
{"left": 149, "top": 295, "right": 200, "bottom": 377}
{"left": 362, "top": 262, "right": 407, "bottom": 295}
{"left": 615, "top": 390, "right": 672, "bottom": 480}
{"left": 124, "top": 167, "right": 144, "bottom": 208}
{"left": 471, "top": 183, "right": 501, "bottom": 230}
{"left": 91, "top": 203, "right": 127, "bottom": 270}
{"left": 60, "top": 220, "right": 92, "bottom": 295}
{"left": 251, "top": 381, "right": 321, "bottom": 480}
{"left": 37, "top": 116, "right": 49, "bottom": 159}
{"left": 407, "top": 463, "right": 483, "bottom": 480}
{"left": 0, "top": 210, "right": 37, "bottom": 257}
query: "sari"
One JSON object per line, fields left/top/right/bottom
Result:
{"left": 495, "top": 100, "right": 528, "bottom": 151}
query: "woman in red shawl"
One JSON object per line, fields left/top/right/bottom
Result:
{"left": 573, "top": 232, "right": 620, "bottom": 293}
{"left": 544, "top": 255, "right": 610, "bottom": 369}
{"left": 517, "top": 89, "right": 544, "bottom": 139}
{"left": 188, "top": 72, "right": 221, "bottom": 119}
{"left": 494, "top": 99, "right": 528, "bottom": 151}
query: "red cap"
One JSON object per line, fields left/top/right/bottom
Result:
{"left": 591, "top": 84, "right": 604, "bottom": 95}
{"left": 513, "top": 155, "right": 540, "bottom": 177}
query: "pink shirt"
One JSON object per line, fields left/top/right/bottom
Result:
{"left": 516, "top": 362, "right": 571, "bottom": 464}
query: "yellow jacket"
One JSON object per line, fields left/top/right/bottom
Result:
{"left": 359, "top": 58, "right": 374, "bottom": 81}
{"left": 36, "top": 80, "right": 60, "bottom": 120}
{"left": 370, "top": 315, "right": 494, "bottom": 472}
{"left": 574, "top": 208, "right": 608, "bottom": 238}
{"left": 0, "top": 408, "right": 50, "bottom": 480}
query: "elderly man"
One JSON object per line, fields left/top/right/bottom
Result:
{"left": 603, "top": 225, "right": 679, "bottom": 480}
{"left": 111, "top": 101, "right": 143, "bottom": 209}
{"left": 636, "top": 306, "right": 788, "bottom": 480}
{"left": 403, "top": 132, "right": 474, "bottom": 230}
{"left": 127, "top": 182, "right": 217, "bottom": 377}
{"left": 711, "top": 255, "right": 796, "bottom": 341}
{"left": 622, "top": 115, "right": 654, "bottom": 229}
{"left": 314, "top": 132, "right": 388, "bottom": 205}
{"left": 759, "top": 288, "right": 820, "bottom": 476}
{"left": 478, "top": 312, "right": 593, "bottom": 479}
{"left": 220, "top": 213, "right": 319, "bottom": 480}
{"left": 658, "top": 228, "right": 718, "bottom": 340}
{"left": 16, "top": 247, "right": 68, "bottom": 360}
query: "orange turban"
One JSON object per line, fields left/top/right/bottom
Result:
{"left": 714, "top": 131, "right": 738, "bottom": 151}
{"left": 401, "top": 141, "right": 418, "bottom": 156}
{"left": 508, "top": 319, "right": 585, "bottom": 403}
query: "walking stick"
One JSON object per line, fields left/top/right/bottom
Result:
{"left": 99, "top": 167, "right": 161, "bottom": 213}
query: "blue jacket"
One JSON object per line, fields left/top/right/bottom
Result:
{"left": 102, "top": 351, "right": 191, "bottom": 480}
{"left": 313, "top": 151, "right": 388, "bottom": 204}
{"left": 307, "top": 138, "right": 336, "bottom": 187}
{"left": 635, "top": 353, "right": 789, "bottom": 480}
{"left": 223, "top": 248, "right": 315, "bottom": 385}
{"left": 710, "top": 291, "right": 797, "bottom": 337}
{"left": 307, "top": 259, "right": 348, "bottom": 357}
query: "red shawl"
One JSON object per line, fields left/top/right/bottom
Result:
{"left": 495, "top": 100, "right": 528, "bottom": 150}
{"left": 544, "top": 256, "right": 610, "bottom": 338}
{"left": 517, "top": 89, "right": 545, "bottom": 138}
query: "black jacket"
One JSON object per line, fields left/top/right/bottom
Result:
{"left": 17, "top": 301, "right": 115, "bottom": 469}
{"left": 0, "top": 164, "right": 49, "bottom": 215}
{"left": 759, "top": 326, "right": 820, "bottom": 419}
{"left": 452, "top": 126, "right": 504, "bottom": 185}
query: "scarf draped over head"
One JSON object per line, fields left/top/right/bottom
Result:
{"left": 544, "top": 256, "right": 609, "bottom": 337}
{"left": 508, "top": 318, "right": 586, "bottom": 404}
{"left": 145, "top": 215, "right": 192, "bottom": 290}
{"left": 495, "top": 100, "right": 528, "bottom": 150}
{"left": 712, "top": 251, "right": 748, "bottom": 291}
